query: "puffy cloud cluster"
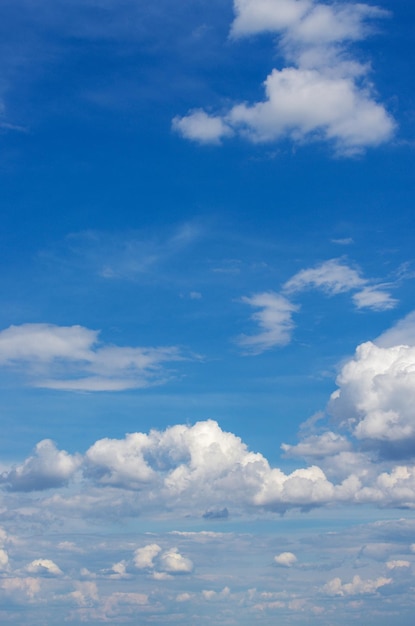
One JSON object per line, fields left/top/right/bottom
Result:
{"left": 3, "top": 416, "right": 415, "bottom": 515}
{"left": 0, "top": 323, "right": 184, "bottom": 391}
{"left": 174, "top": 0, "right": 395, "bottom": 154}
{"left": 134, "top": 544, "right": 193, "bottom": 575}
{"left": 322, "top": 574, "right": 391, "bottom": 596}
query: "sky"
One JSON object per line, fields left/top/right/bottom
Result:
{"left": 0, "top": 0, "right": 415, "bottom": 623}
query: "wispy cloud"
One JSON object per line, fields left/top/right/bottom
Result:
{"left": 237, "top": 292, "right": 298, "bottom": 354}
{"left": 174, "top": 0, "right": 395, "bottom": 154}
{"left": 0, "top": 323, "right": 185, "bottom": 391}
{"left": 283, "top": 258, "right": 397, "bottom": 310}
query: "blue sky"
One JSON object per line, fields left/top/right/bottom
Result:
{"left": 1, "top": 0, "right": 415, "bottom": 623}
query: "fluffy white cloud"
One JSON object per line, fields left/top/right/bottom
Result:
{"left": 134, "top": 544, "right": 161, "bottom": 569}
{"left": 26, "top": 559, "right": 63, "bottom": 576}
{"left": 159, "top": 548, "right": 193, "bottom": 574}
{"left": 274, "top": 551, "right": 297, "bottom": 567}
{"left": 323, "top": 574, "right": 391, "bottom": 596}
{"left": 238, "top": 292, "right": 298, "bottom": 353}
{"left": 1, "top": 439, "right": 81, "bottom": 492}
{"left": 227, "top": 68, "right": 393, "bottom": 153}
{"left": 0, "top": 323, "right": 184, "bottom": 391}
{"left": 175, "top": 1, "right": 394, "bottom": 154}
{"left": 329, "top": 341, "right": 415, "bottom": 447}
{"left": 172, "top": 110, "right": 233, "bottom": 144}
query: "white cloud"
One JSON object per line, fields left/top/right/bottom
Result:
{"left": 172, "top": 110, "right": 233, "bottom": 144}
{"left": 376, "top": 311, "right": 415, "bottom": 348}
{"left": 323, "top": 574, "right": 392, "bottom": 596}
{"left": 352, "top": 286, "right": 397, "bottom": 311}
{"left": 283, "top": 258, "right": 397, "bottom": 310}
{"left": 274, "top": 551, "right": 297, "bottom": 567}
{"left": 159, "top": 548, "right": 193, "bottom": 574}
{"left": 0, "top": 323, "right": 184, "bottom": 391}
{"left": 26, "top": 558, "right": 63, "bottom": 576}
{"left": 329, "top": 341, "right": 415, "bottom": 448}
{"left": 134, "top": 544, "right": 161, "bottom": 569}
{"left": 175, "top": 1, "right": 394, "bottom": 154}
{"left": 0, "top": 577, "right": 41, "bottom": 600}
{"left": 281, "top": 432, "right": 351, "bottom": 459}
{"left": 1, "top": 439, "right": 81, "bottom": 492}
{"left": 238, "top": 292, "right": 298, "bottom": 353}
{"left": 227, "top": 68, "right": 393, "bottom": 153}
{"left": 231, "top": 0, "right": 311, "bottom": 37}
{"left": 386, "top": 560, "right": 410, "bottom": 570}
{"left": 284, "top": 258, "right": 365, "bottom": 294}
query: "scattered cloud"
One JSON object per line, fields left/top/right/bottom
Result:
{"left": 0, "top": 323, "right": 185, "bottom": 391}
{"left": 283, "top": 258, "right": 397, "bottom": 310}
{"left": 172, "top": 110, "right": 234, "bottom": 144}
{"left": 134, "top": 545, "right": 162, "bottom": 570}
{"left": 26, "top": 559, "right": 63, "bottom": 577}
{"left": 322, "top": 574, "right": 392, "bottom": 596}
{"left": 238, "top": 292, "right": 298, "bottom": 354}
{"left": 274, "top": 551, "right": 297, "bottom": 567}
{"left": 175, "top": 0, "right": 395, "bottom": 154}
{"left": 284, "top": 258, "right": 365, "bottom": 294}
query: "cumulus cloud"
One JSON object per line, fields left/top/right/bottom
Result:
{"left": 1, "top": 439, "right": 81, "bottom": 492}
{"left": 134, "top": 544, "right": 162, "bottom": 569}
{"left": 323, "top": 574, "right": 391, "bottom": 596}
{"left": 274, "top": 551, "right": 297, "bottom": 567}
{"left": 329, "top": 341, "right": 415, "bottom": 451}
{"left": 175, "top": 0, "right": 395, "bottom": 154}
{"left": 238, "top": 292, "right": 298, "bottom": 353}
{"left": 0, "top": 323, "right": 184, "bottom": 391}
{"left": 26, "top": 559, "right": 63, "bottom": 576}
{"left": 159, "top": 548, "right": 193, "bottom": 574}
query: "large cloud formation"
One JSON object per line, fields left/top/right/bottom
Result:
{"left": 173, "top": 0, "right": 395, "bottom": 154}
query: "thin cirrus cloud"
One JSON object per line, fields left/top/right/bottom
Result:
{"left": 173, "top": 0, "right": 395, "bottom": 155}
{"left": 0, "top": 323, "right": 185, "bottom": 391}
